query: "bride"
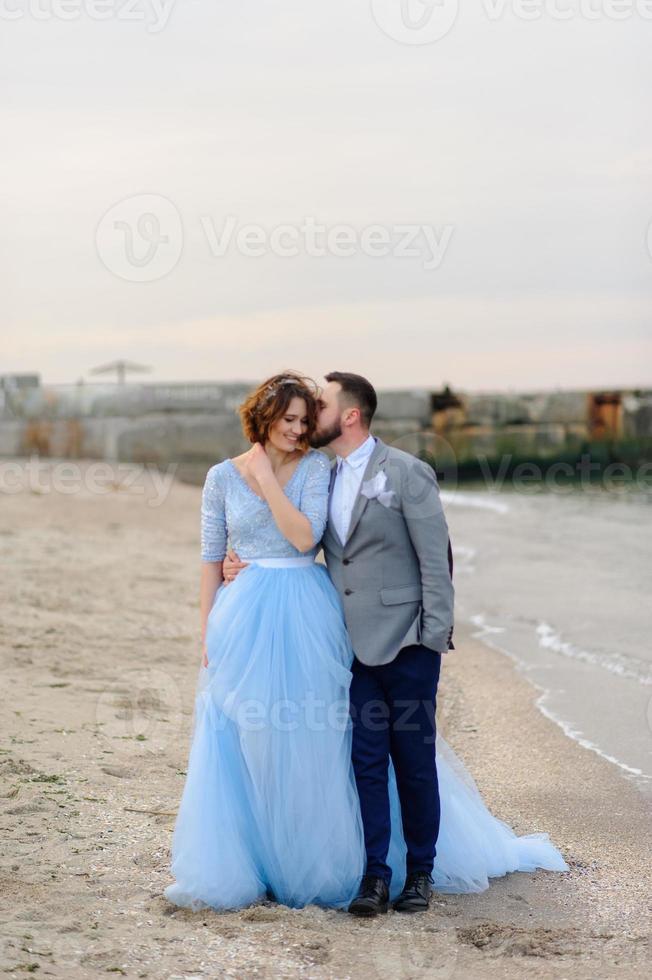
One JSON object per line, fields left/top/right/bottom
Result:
{"left": 164, "top": 370, "right": 567, "bottom": 913}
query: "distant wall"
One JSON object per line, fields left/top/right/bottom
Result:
{"left": 1, "top": 381, "right": 650, "bottom": 477}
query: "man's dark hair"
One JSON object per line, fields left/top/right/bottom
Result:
{"left": 325, "top": 372, "right": 377, "bottom": 428}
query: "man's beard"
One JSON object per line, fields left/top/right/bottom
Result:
{"left": 310, "top": 420, "right": 342, "bottom": 449}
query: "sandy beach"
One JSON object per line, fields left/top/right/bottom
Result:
{"left": 1, "top": 459, "right": 650, "bottom": 979}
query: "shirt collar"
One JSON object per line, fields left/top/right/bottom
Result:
{"left": 336, "top": 434, "right": 377, "bottom": 471}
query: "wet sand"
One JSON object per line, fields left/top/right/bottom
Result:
{"left": 0, "top": 459, "right": 650, "bottom": 979}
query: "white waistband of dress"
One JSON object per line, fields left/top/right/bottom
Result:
{"left": 242, "top": 556, "right": 315, "bottom": 568}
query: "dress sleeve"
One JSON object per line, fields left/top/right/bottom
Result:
{"left": 200, "top": 464, "right": 227, "bottom": 562}
{"left": 300, "top": 451, "right": 331, "bottom": 547}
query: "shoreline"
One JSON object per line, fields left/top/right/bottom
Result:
{"left": 463, "top": 612, "right": 652, "bottom": 794}
{"left": 441, "top": 483, "right": 652, "bottom": 795}
{"left": 0, "top": 461, "right": 650, "bottom": 978}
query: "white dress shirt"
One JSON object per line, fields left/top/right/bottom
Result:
{"left": 329, "top": 434, "right": 377, "bottom": 546}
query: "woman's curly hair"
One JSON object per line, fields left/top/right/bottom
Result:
{"left": 238, "top": 370, "right": 320, "bottom": 450}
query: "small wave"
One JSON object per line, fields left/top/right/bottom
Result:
{"left": 535, "top": 695, "right": 648, "bottom": 780}
{"left": 536, "top": 622, "right": 652, "bottom": 687}
{"left": 441, "top": 491, "right": 510, "bottom": 515}
{"left": 469, "top": 613, "right": 506, "bottom": 636}
{"left": 465, "top": 612, "right": 652, "bottom": 785}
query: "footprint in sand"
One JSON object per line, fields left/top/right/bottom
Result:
{"left": 6, "top": 801, "right": 46, "bottom": 815}
{"left": 100, "top": 765, "right": 136, "bottom": 778}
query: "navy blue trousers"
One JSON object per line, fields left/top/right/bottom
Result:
{"left": 349, "top": 644, "right": 442, "bottom": 884}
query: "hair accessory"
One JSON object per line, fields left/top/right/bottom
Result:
{"left": 260, "top": 376, "right": 298, "bottom": 404}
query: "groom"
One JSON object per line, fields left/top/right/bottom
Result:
{"left": 225, "top": 372, "right": 455, "bottom": 915}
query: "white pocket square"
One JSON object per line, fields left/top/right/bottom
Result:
{"left": 361, "top": 470, "right": 396, "bottom": 508}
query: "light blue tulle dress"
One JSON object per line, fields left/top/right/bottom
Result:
{"left": 164, "top": 448, "right": 568, "bottom": 912}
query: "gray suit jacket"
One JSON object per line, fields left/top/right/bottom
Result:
{"left": 321, "top": 437, "right": 455, "bottom": 667}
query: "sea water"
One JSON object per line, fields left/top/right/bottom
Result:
{"left": 441, "top": 483, "right": 652, "bottom": 797}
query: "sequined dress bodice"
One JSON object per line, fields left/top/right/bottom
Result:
{"left": 200, "top": 448, "right": 331, "bottom": 561}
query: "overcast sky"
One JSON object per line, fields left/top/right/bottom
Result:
{"left": 2, "top": 1, "right": 650, "bottom": 392}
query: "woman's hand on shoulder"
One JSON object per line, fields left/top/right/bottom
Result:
{"left": 244, "top": 442, "right": 274, "bottom": 486}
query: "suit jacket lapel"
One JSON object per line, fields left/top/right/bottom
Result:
{"left": 344, "top": 437, "right": 388, "bottom": 548}
{"left": 322, "top": 458, "right": 343, "bottom": 556}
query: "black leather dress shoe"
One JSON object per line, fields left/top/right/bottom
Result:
{"left": 348, "top": 875, "right": 390, "bottom": 916}
{"left": 392, "top": 872, "right": 433, "bottom": 912}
